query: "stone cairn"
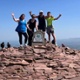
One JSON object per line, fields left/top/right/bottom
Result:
{"left": 0, "top": 43, "right": 80, "bottom": 80}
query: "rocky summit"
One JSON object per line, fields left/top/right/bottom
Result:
{"left": 0, "top": 43, "right": 80, "bottom": 80}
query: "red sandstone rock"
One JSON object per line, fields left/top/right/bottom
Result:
{"left": 33, "top": 48, "right": 46, "bottom": 53}
{"left": 0, "top": 44, "right": 80, "bottom": 80}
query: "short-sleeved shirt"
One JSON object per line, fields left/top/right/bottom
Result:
{"left": 46, "top": 17, "right": 54, "bottom": 26}
{"left": 16, "top": 20, "right": 27, "bottom": 33}
{"left": 27, "top": 19, "right": 36, "bottom": 32}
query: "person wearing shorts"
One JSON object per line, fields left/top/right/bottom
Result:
{"left": 29, "top": 10, "right": 47, "bottom": 32}
{"left": 46, "top": 12, "right": 61, "bottom": 45}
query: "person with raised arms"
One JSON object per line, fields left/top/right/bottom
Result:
{"left": 46, "top": 12, "right": 61, "bottom": 45}
{"left": 29, "top": 10, "right": 47, "bottom": 33}
{"left": 12, "top": 13, "right": 28, "bottom": 48}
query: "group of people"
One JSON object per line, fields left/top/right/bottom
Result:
{"left": 12, "top": 10, "right": 61, "bottom": 47}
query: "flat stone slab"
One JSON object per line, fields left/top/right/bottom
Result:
{"left": 0, "top": 44, "right": 80, "bottom": 80}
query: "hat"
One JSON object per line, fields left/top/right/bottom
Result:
{"left": 39, "top": 10, "right": 43, "bottom": 13}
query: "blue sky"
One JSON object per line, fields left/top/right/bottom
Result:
{"left": 0, "top": 0, "right": 80, "bottom": 41}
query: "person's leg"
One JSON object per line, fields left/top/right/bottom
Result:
{"left": 51, "top": 33, "right": 56, "bottom": 44}
{"left": 27, "top": 30, "right": 29, "bottom": 46}
{"left": 48, "top": 33, "right": 51, "bottom": 42}
{"left": 40, "top": 27, "right": 46, "bottom": 42}
{"left": 50, "top": 26, "right": 56, "bottom": 45}
{"left": 27, "top": 31, "right": 33, "bottom": 46}
{"left": 18, "top": 32, "right": 22, "bottom": 46}
{"left": 47, "top": 27, "right": 51, "bottom": 42}
{"left": 43, "top": 27, "right": 46, "bottom": 36}
{"left": 30, "top": 32, "right": 33, "bottom": 46}
{"left": 22, "top": 32, "right": 27, "bottom": 45}
{"left": 27, "top": 30, "right": 31, "bottom": 46}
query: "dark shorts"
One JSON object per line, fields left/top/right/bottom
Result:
{"left": 46, "top": 26, "right": 54, "bottom": 34}
{"left": 38, "top": 26, "right": 46, "bottom": 32}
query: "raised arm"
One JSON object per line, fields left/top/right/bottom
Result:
{"left": 44, "top": 16, "right": 48, "bottom": 19}
{"left": 54, "top": 14, "right": 61, "bottom": 20}
{"left": 12, "top": 13, "right": 19, "bottom": 22}
{"left": 35, "top": 22, "right": 38, "bottom": 31}
{"left": 29, "top": 11, "right": 38, "bottom": 18}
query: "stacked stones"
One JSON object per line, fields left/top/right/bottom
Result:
{"left": 0, "top": 43, "right": 80, "bottom": 80}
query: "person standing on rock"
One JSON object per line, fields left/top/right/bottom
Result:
{"left": 27, "top": 14, "right": 38, "bottom": 46}
{"left": 46, "top": 12, "right": 61, "bottom": 45}
{"left": 12, "top": 13, "right": 28, "bottom": 47}
{"left": 29, "top": 10, "right": 47, "bottom": 33}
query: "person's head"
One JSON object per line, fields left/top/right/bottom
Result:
{"left": 39, "top": 10, "right": 43, "bottom": 16}
{"left": 19, "top": 14, "right": 25, "bottom": 20}
{"left": 31, "top": 14, "right": 35, "bottom": 19}
{"left": 47, "top": 12, "right": 51, "bottom": 17}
